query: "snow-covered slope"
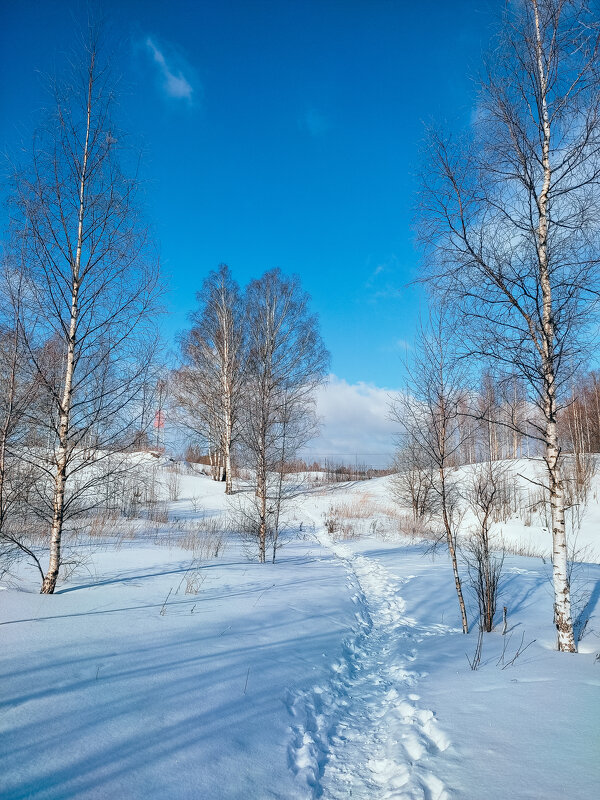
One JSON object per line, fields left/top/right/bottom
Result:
{"left": 1, "top": 460, "right": 598, "bottom": 799}
{"left": 299, "top": 457, "right": 600, "bottom": 562}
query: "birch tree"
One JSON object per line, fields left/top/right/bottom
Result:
{"left": 420, "top": 0, "right": 600, "bottom": 651}
{"left": 13, "top": 29, "right": 160, "bottom": 594}
{"left": 173, "top": 264, "right": 245, "bottom": 494}
{"left": 391, "top": 313, "right": 469, "bottom": 633}
{"left": 241, "top": 269, "right": 328, "bottom": 563}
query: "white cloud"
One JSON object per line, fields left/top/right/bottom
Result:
{"left": 300, "top": 375, "right": 400, "bottom": 468}
{"left": 145, "top": 37, "right": 194, "bottom": 102}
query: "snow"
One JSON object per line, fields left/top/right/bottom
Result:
{"left": 288, "top": 533, "right": 453, "bottom": 799}
{"left": 1, "top": 460, "right": 599, "bottom": 799}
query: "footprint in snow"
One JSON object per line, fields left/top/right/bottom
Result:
{"left": 287, "top": 530, "right": 453, "bottom": 799}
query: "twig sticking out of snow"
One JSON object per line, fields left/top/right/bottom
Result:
{"left": 160, "top": 587, "right": 172, "bottom": 616}
{"left": 496, "top": 631, "right": 536, "bottom": 669}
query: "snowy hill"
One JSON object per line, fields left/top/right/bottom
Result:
{"left": 0, "top": 458, "right": 598, "bottom": 799}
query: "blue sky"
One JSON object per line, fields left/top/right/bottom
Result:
{"left": 1, "top": 1, "right": 497, "bottom": 459}
{"left": 0, "top": 0, "right": 498, "bottom": 383}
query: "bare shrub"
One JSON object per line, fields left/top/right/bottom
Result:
{"left": 503, "top": 538, "right": 549, "bottom": 560}
{"left": 337, "top": 522, "right": 359, "bottom": 540}
{"left": 323, "top": 507, "right": 338, "bottom": 535}
{"left": 395, "top": 513, "right": 437, "bottom": 541}
{"left": 331, "top": 494, "right": 378, "bottom": 519}
{"left": 463, "top": 462, "right": 506, "bottom": 632}
{"left": 323, "top": 494, "right": 434, "bottom": 542}
{"left": 563, "top": 453, "right": 597, "bottom": 538}
{"left": 180, "top": 517, "right": 227, "bottom": 559}
{"left": 185, "top": 569, "right": 205, "bottom": 595}
{"left": 391, "top": 442, "right": 438, "bottom": 523}
{"left": 522, "top": 485, "right": 551, "bottom": 529}
{"left": 165, "top": 466, "right": 181, "bottom": 502}
{"left": 147, "top": 502, "right": 169, "bottom": 532}
{"left": 172, "top": 516, "right": 230, "bottom": 595}
{"left": 58, "top": 552, "right": 93, "bottom": 583}
{"left": 83, "top": 513, "right": 142, "bottom": 549}
{"left": 86, "top": 511, "right": 125, "bottom": 540}
{"left": 176, "top": 560, "right": 206, "bottom": 595}
{"left": 322, "top": 506, "right": 359, "bottom": 540}
{"left": 153, "top": 513, "right": 229, "bottom": 557}
{"left": 496, "top": 632, "right": 537, "bottom": 669}
{"left": 190, "top": 495, "right": 204, "bottom": 513}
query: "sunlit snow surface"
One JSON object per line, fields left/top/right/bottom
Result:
{"left": 1, "top": 458, "right": 599, "bottom": 799}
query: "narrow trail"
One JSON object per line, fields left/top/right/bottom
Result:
{"left": 287, "top": 531, "right": 452, "bottom": 800}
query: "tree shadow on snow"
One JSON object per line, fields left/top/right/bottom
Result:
{"left": 0, "top": 621, "right": 339, "bottom": 800}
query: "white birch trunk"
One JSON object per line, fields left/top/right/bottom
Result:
{"left": 440, "top": 465, "right": 469, "bottom": 634}
{"left": 257, "top": 436, "right": 267, "bottom": 564}
{"left": 533, "top": 0, "right": 576, "bottom": 650}
{"left": 221, "top": 315, "right": 234, "bottom": 495}
{"left": 40, "top": 54, "right": 93, "bottom": 594}
{"left": 438, "top": 393, "right": 469, "bottom": 634}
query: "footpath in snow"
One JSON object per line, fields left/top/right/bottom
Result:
{"left": 288, "top": 529, "right": 453, "bottom": 799}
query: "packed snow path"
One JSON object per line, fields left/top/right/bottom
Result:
{"left": 288, "top": 532, "right": 452, "bottom": 799}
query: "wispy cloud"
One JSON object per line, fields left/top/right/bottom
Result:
{"left": 145, "top": 37, "right": 194, "bottom": 102}
{"left": 302, "top": 108, "right": 331, "bottom": 137}
{"left": 364, "top": 255, "right": 403, "bottom": 301}
{"left": 394, "top": 338, "right": 412, "bottom": 353}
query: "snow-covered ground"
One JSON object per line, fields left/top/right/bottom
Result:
{"left": 1, "top": 460, "right": 599, "bottom": 799}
